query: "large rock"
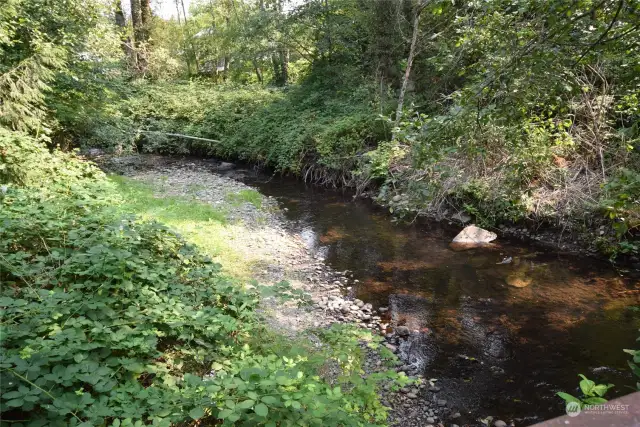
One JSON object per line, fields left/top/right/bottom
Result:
{"left": 450, "top": 225, "right": 497, "bottom": 250}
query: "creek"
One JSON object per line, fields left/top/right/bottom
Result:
{"left": 240, "top": 169, "right": 640, "bottom": 425}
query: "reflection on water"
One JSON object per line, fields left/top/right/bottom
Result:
{"left": 246, "top": 174, "right": 640, "bottom": 424}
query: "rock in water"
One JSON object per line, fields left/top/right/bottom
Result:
{"left": 506, "top": 266, "right": 532, "bottom": 288}
{"left": 450, "top": 225, "right": 497, "bottom": 250}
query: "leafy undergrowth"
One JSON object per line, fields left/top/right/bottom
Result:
{"left": 109, "top": 175, "right": 252, "bottom": 279}
{"left": 93, "top": 80, "right": 387, "bottom": 187}
{"left": 0, "top": 128, "right": 405, "bottom": 426}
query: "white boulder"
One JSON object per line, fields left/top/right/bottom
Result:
{"left": 450, "top": 225, "right": 497, "bottom": 250}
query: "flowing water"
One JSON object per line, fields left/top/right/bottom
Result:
{"left": 241, "top": 171, "right": 640, "bottom": 425}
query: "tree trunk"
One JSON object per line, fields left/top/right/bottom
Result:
{"left": 395, "top": 0, "right": 425, "bottom": 123}
{"left": 253, "top": 59, "right": 263, "bottom": 84}
{"left": 271, "top": 54, "right": 282, "bottom": 85}
{"left": 179, "top": 0, "right": 199, "bottom": 75}
{"left": 180, "top": 0, "right": 188, "bottom": 25}
{"left": 279, "top": 47, "right": 289, "bottom": 85}
{"left": 175, "top": 0, "right": 181, "bottom": 25}
{"left": 113, "top": 0, "right": 133, "bottom": 62}
{"left": 175, "top": 0, "right": 193, "bottom": 76}
{"left": 140, "top": 0, "right": 152, "bottom": 42}
{"left": 114, "top": 0, "right": 126, "bottom": 28}
{"left": 130, "top": 0, "right": 147, "bottom": 73}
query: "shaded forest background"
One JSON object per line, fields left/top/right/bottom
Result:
{"left": 2, "top": 0, "right": 640, "bottom": 255}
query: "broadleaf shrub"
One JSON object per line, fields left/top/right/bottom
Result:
{"left": 0, "top": 129, "right": 402, "bottom": 426}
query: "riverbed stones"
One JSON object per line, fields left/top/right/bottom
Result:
{"left": 215, "top": 161, "right": 235, "bottom": 171}
{"left": 489, "top": 365, "right": 505, "bottom": 375}
{"left": 494, "top": 421, "right": 507, "bottom": 427}
{"left": 385, "top": 343, "right": 397, "bottom": 352}
{"left": 506, "top": 262, "right": 532, "bottom": 287}
{"left": 506, "top": 271, "right": 532, "bottom": 287}
{"left": 452, "top": 212, "right": 472, "bottom": 224}
{"left": 396, "top": 325, "right": 410, "bottom": 337}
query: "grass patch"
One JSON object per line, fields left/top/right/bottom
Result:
{"left": 225, "top": 188, "right": 263, "bottom": 209}
{"left": 110, "top": 175, "right": 252, "bottom": 278}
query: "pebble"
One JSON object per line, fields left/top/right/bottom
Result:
{"left": 494, "top": 421, "right": 507, "bottom": 427}
{"left": 396, "top": 325, "right": 410, "bottom": 336}
{"left": 385, "top": 343, "right": 398, "bottom": 352}
{"left": 437, "top": 399, "right": 447, "bottom": 407}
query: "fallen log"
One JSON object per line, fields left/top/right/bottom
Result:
{"left": 139, "top": 130, "right": 221, "bottom": 143}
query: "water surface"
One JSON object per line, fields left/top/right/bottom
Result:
{"left": 244, "top": 173, "right": 640, "bottom": 424}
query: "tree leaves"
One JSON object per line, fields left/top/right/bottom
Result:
{"left": 188, "top": 407, "right": 205, "bottom": 420}
{"left": 254, "top": 403, "right": 269, "bottom": 417}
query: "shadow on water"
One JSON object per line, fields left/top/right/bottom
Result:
{"left": 243, "top": 172, "right": 640, "bottom": 425}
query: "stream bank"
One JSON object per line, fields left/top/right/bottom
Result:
{"left": 98, "top": 154, "right": 640, "bottom": 427}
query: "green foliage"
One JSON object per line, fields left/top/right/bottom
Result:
{"left": 107, "top": 80, "right": 385, "bottom": 184}
{"left": 0, "top": 127, "right": 106, "bottom": 188}
{"left": 226, "top": 82, "right": 384, "bottom": 178}
{"left": 347, "top": 0, "right": 640, "bottom": 258}
{"left": 624, "top": 343, "right": 640, "bottom": 391}
{"left": 594, "top": 169, "right": 640, "bottom": 257}
{"left": 0, "top": 129, "right": 401, "bottom": 425}
{"left": 0, "top": 0, "right": 121, "bottom": 136}
{"left": 601, "top": 169, "right": 640, "bottom": 237}
{"left": 557, "top": 374, "right": 614, "bottom": 408}
{"left": 455, "top": 180, "right": 530, "bottom": 227}
{"left": 109, "top": 175, "right": 256, "bottom": 279}
{"left": 123, "top": 82, "right": 280, "bottom": 155}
